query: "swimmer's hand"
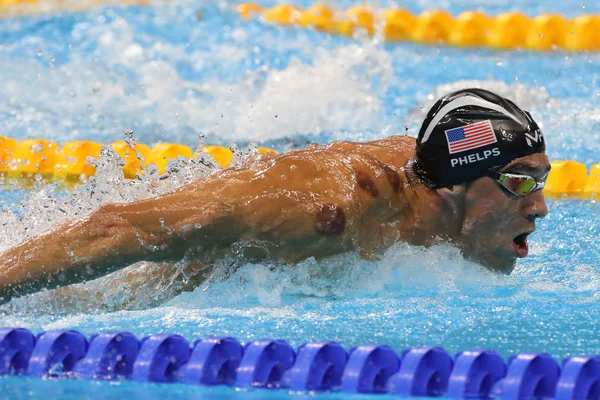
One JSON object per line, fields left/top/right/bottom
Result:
{"left": 0, "top": 139, "right": 410, "bottom": 303}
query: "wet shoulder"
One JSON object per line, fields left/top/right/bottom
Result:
{"left": 322, "top": 136, "right": 415, "bottom": 168}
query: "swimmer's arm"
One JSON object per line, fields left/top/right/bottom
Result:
{"left": 47, "top": 260, "right": 214, "bottom": 311}
{"left": 0, "top": 182, "right": 237, "bottom": 301}
{"left": 0, "top": 149, "right": 403, "bottom": 301}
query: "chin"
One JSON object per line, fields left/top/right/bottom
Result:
{"left": 481, "top": 254, "right": 517, "bottom": 275}
{"left": 488, "top": 259, "right": 516, "bottom": 275}
{"left": 464, "top": 249, "right": 517, "bottom": 275}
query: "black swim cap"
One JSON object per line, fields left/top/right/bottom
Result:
{"left": 414, "top": 88, "right": 546, "bottom": 188}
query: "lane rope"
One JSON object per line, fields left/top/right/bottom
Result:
{"left": 0, "top": 327, "right": 598, "bottom": 398}
{"left": 238, "top": 3, "right": 600, "bottom": 52}
{"left": 0, "top": 137, "right": 597, "bottom": 198}
{"left": 0, "top": 136, "right": 600, "bottom": 198}
{"left": 0, "top": 136, "right": 277, "bottom": 182}
{"left": 1, "top": 0, "right": 597, "bottom": 52}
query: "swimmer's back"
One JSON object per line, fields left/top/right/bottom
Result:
{"left": 204, "top": 134, "right": 416, "bottom": 261}
{"left": 0, "top": 135, "right": 417, "bottom": 301}
{"left": 312, "top": 135, "right": 416, "bottom": 171}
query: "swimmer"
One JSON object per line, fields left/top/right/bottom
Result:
{"left": 0, "top": 88, "right": 550, "bottom": 303}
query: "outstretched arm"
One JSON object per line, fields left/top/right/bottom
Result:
{"left": 0, "top": 149, "right": 366, "bottom": 301}
{"left": 0, "top": 145, "right": 406, "bottom": 302}
{"left": 44, "top": 259, "right": 215, "bottom": 312}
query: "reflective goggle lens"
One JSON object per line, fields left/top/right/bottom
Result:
{"left": 496, "top": 173, "right": 542, "bottom": 196}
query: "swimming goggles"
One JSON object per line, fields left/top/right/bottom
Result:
{"left": 488, "top": 171, "right": 546, "bottom": 197}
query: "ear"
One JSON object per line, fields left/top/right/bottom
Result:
{"left": 436, "top": 184, "right": 467, "bottom": 216}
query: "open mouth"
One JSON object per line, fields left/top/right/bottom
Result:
{"left": 512, "top": 233, "right": 531, "bottom": 258}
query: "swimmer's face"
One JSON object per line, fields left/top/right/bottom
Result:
{"left": 458, "top": 153, "right": 550, "bottom": 274}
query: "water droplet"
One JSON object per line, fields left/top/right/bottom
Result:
{"left": 124, "top": 128, "right": 134, "bottom": 145}
{"left": 47, "top": 362, "right": 64, "bottom": 376}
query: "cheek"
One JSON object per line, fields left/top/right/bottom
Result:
{"left": 462, "top": 211, "right": 512, "bottom": 243}
{"left": 462, "top": 210, "right": 502, "bottom": 242}
{"left": 461, "top": 186, "right": 516, "bottom": 240}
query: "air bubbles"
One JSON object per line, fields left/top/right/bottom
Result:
{"left": 30, "top": 143, "right": 43, "bottom": 153}
{"left": 124, "top": 128, "right": 135, "bottom": 145}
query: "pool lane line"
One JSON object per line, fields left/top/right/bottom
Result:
{"left": 0, "top": 137, "right": 597, "bottom": 198}
{"left": 238, "top": 3, "right": 600, "bottom": 53}
{"left": 0, "top": 327, "right": 598, "bottom": 399}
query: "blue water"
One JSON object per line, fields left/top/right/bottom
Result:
{"left": 0, "top": 0, "right": 599, "bottom": 398}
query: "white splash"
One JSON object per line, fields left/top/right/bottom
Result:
{"left": 407, "top": 80, "right": 560, "bottom": 126}
{"left": 233, "top": 43, "right": 393, "bottom": 141}
{"left": 0, "top": 17, "right": 392, "bottom": 144}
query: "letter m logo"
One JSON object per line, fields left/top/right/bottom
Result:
{"left": 524, "top": 130, "right": 543, "bottom": 147}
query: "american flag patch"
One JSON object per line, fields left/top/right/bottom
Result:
{"left": 445, "top": 120, "right": 497, "bottom": 154}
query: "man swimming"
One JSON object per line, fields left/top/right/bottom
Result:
{"left": 0, "top": 88, "right": 550, "bottom": 303}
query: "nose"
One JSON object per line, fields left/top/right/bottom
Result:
{"left": 523, "top": 189, "right": 549, "bottom": 222}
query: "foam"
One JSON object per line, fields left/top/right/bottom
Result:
{"left": 407, "top": 80, "right": 560, "bottom": 123}
{"left": 233, "top": 43, "right": 392, "bottom": 141}
{"left": 0, "top": 236, "right": 507, "bottom": 316}
{"left": 0, "top": 140, "right": 222, "bottom": 251}
{"left": 0, "top": 16, "right": 393, "bottom": 145}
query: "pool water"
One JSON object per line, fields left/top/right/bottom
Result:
{"left": 0, "top": 0, "right": 599, "bottom": 398}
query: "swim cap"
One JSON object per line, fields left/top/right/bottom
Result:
{"left": 414, "top": 88, "right": 545, "bottom": 188}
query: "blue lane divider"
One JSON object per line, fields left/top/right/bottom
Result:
{"left": 388, "top": 346, "right": 454, "bottom": 397}
{"left": 556, "top": 356, "right": 600, "bottom": 400}
{"left": 1, "top": 327, "right": 600, "bottom": 399}
{"left": 74, "top": 332, "right": 140, "bottom": 380}
{"left": 447, "top": 349, "right": 507, "bottom": 399}
{"left": 236, "top": 339, "right": 295, "bottom": 388}
{"left": 493, "top": 353, "right": 561, "bottom": 400}
{"left": 28, "top": 330, "right": 88, "bottom": 378}
{"left": 180, "top": 336, "right": 243, "bottom": 385}
{"left": 281, "top": 341, "right": 347, "bottom": 391}
{"left": 341, "top": 344, "right": 400, "bottom": 393}
{"left": 0, "top": 328, "right": 35, "bottom": 375}
{"left": 131, "top": 334, "right": 191, "bottom": 383}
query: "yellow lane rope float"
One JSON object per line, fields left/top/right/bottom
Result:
{"left": 0, "top": 0, "right": 35, "bottom": 7}
{"left": 0, "top": 137, "right": 599, "bottom": 198}
{"left": 0, "top": 136, "right": 277, "bottom": 181}
{"left": 0, "top": 0, "right": 149, "bottom": 17}
{"left": 2, "top": 0, "right": 596, "bottom": 51}
{"left": 237, "top": 3, "right": 600, "bottom": 52}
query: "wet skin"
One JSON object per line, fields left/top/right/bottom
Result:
{"left": 451, "top": 154, "right": 550, "bottom": 274}
{"left": 0, "top": 136, "right": 550, "bottom": 302}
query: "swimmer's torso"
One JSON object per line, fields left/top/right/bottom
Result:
{"left": 210, "top": 135, "right": 421, "bottom": 263}
{"left": 0, "top": 135, "right": 430, "bottom": 301}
